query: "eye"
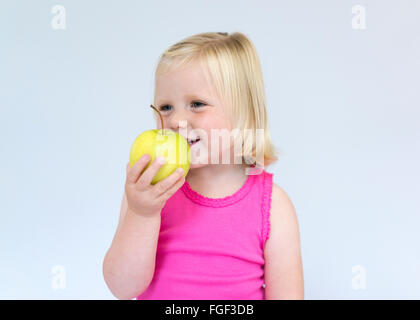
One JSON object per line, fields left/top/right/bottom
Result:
{"left": 158, "top": 105, "right": 172, "bottom": 112}
{"left": 191, "top": 101, "right": 206, "bottom": 109}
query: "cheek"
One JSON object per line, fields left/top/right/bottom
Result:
{"left": 200, "top": 117, "right": 231, "bottom": 136}
{"left": 190, "top": 111, "right": 233, "bottom": 160}
{"left": 204, "top": 108, "right": 231, "bottom": 128}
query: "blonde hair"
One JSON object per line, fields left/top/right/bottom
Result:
{"left": 153, "top": 31, "right": 280, "bottom": 168}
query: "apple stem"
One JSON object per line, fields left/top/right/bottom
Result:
{"left": 150, "top": 105, "right": 164, "bottom": 135}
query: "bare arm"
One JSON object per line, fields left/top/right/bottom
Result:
{"left": 102, "top": 193, "right": 161, "bottom": 300}
{"left": 264, "top": 183, "right": 304, "bottom": 299}
{"left": 102, "top": 155, "right": 185, "bottom": 300}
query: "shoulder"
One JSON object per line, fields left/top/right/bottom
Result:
{"left": 270, "top": 183, "right": 296, "bottom": 218}
{"left": 265, "top": 182, "right": 300, "bottom": 248}
{"left": 259, "top": 172, "right": 297, "bottom": 228}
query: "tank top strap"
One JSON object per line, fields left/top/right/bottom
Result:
{"left": 260, "top": 170, "right": 274, "bottom": 249}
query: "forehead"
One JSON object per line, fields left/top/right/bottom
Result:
{"left": 155, "top": 60, "right": 216, "bottom": 101}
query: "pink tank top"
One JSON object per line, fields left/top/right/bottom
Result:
{"left": 136, "top": 169, "right": 273, "bottom": 300}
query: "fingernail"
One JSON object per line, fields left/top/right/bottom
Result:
{"left": 143, "top": 154, "right": 150, "bottom": 161}
{"left": 176, "top": 168, "right": 184, "bottom": 174}
{"left": 157, "top": 156, "right": 166, "bottom": 164}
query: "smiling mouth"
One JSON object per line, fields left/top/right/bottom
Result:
{"left": 187, "top": 137, "right": 200, "bottom": 146}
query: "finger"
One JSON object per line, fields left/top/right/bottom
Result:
{"left": 153, "top": 167, "right": 185, "bottom": 197}
{"left": 126, "top": 154, "right": 151, "bottom": 184}
{"left": 159, "top": 175, "right": 186, "bottom": 201}
{"left": 137, "top": 156, "right": 167, "bottom": 186}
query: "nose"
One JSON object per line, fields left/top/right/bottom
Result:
{"left": 168, "top": 108, "right": 190, "bottom": 132}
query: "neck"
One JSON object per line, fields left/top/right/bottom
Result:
{"left": 186, "top": 163, "right": 250, "bottom": 198}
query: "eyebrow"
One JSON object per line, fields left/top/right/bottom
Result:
{"left": 185, "top": 93, "right": 210, "bottom": 100}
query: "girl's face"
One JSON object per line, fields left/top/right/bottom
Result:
{"left": 154, "top": 60, "right": 234, "bottom": 169}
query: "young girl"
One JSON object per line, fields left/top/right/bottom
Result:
{"left": 103, "top": 32, "right": 304, "bottom": 300}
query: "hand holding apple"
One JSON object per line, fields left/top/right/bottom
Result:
{"left": 125, "top": 154, "right": 186, "bottom": 217}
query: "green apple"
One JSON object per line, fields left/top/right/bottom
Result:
{"left": 129, "top": 105, "right": 190, "bottom": 185}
